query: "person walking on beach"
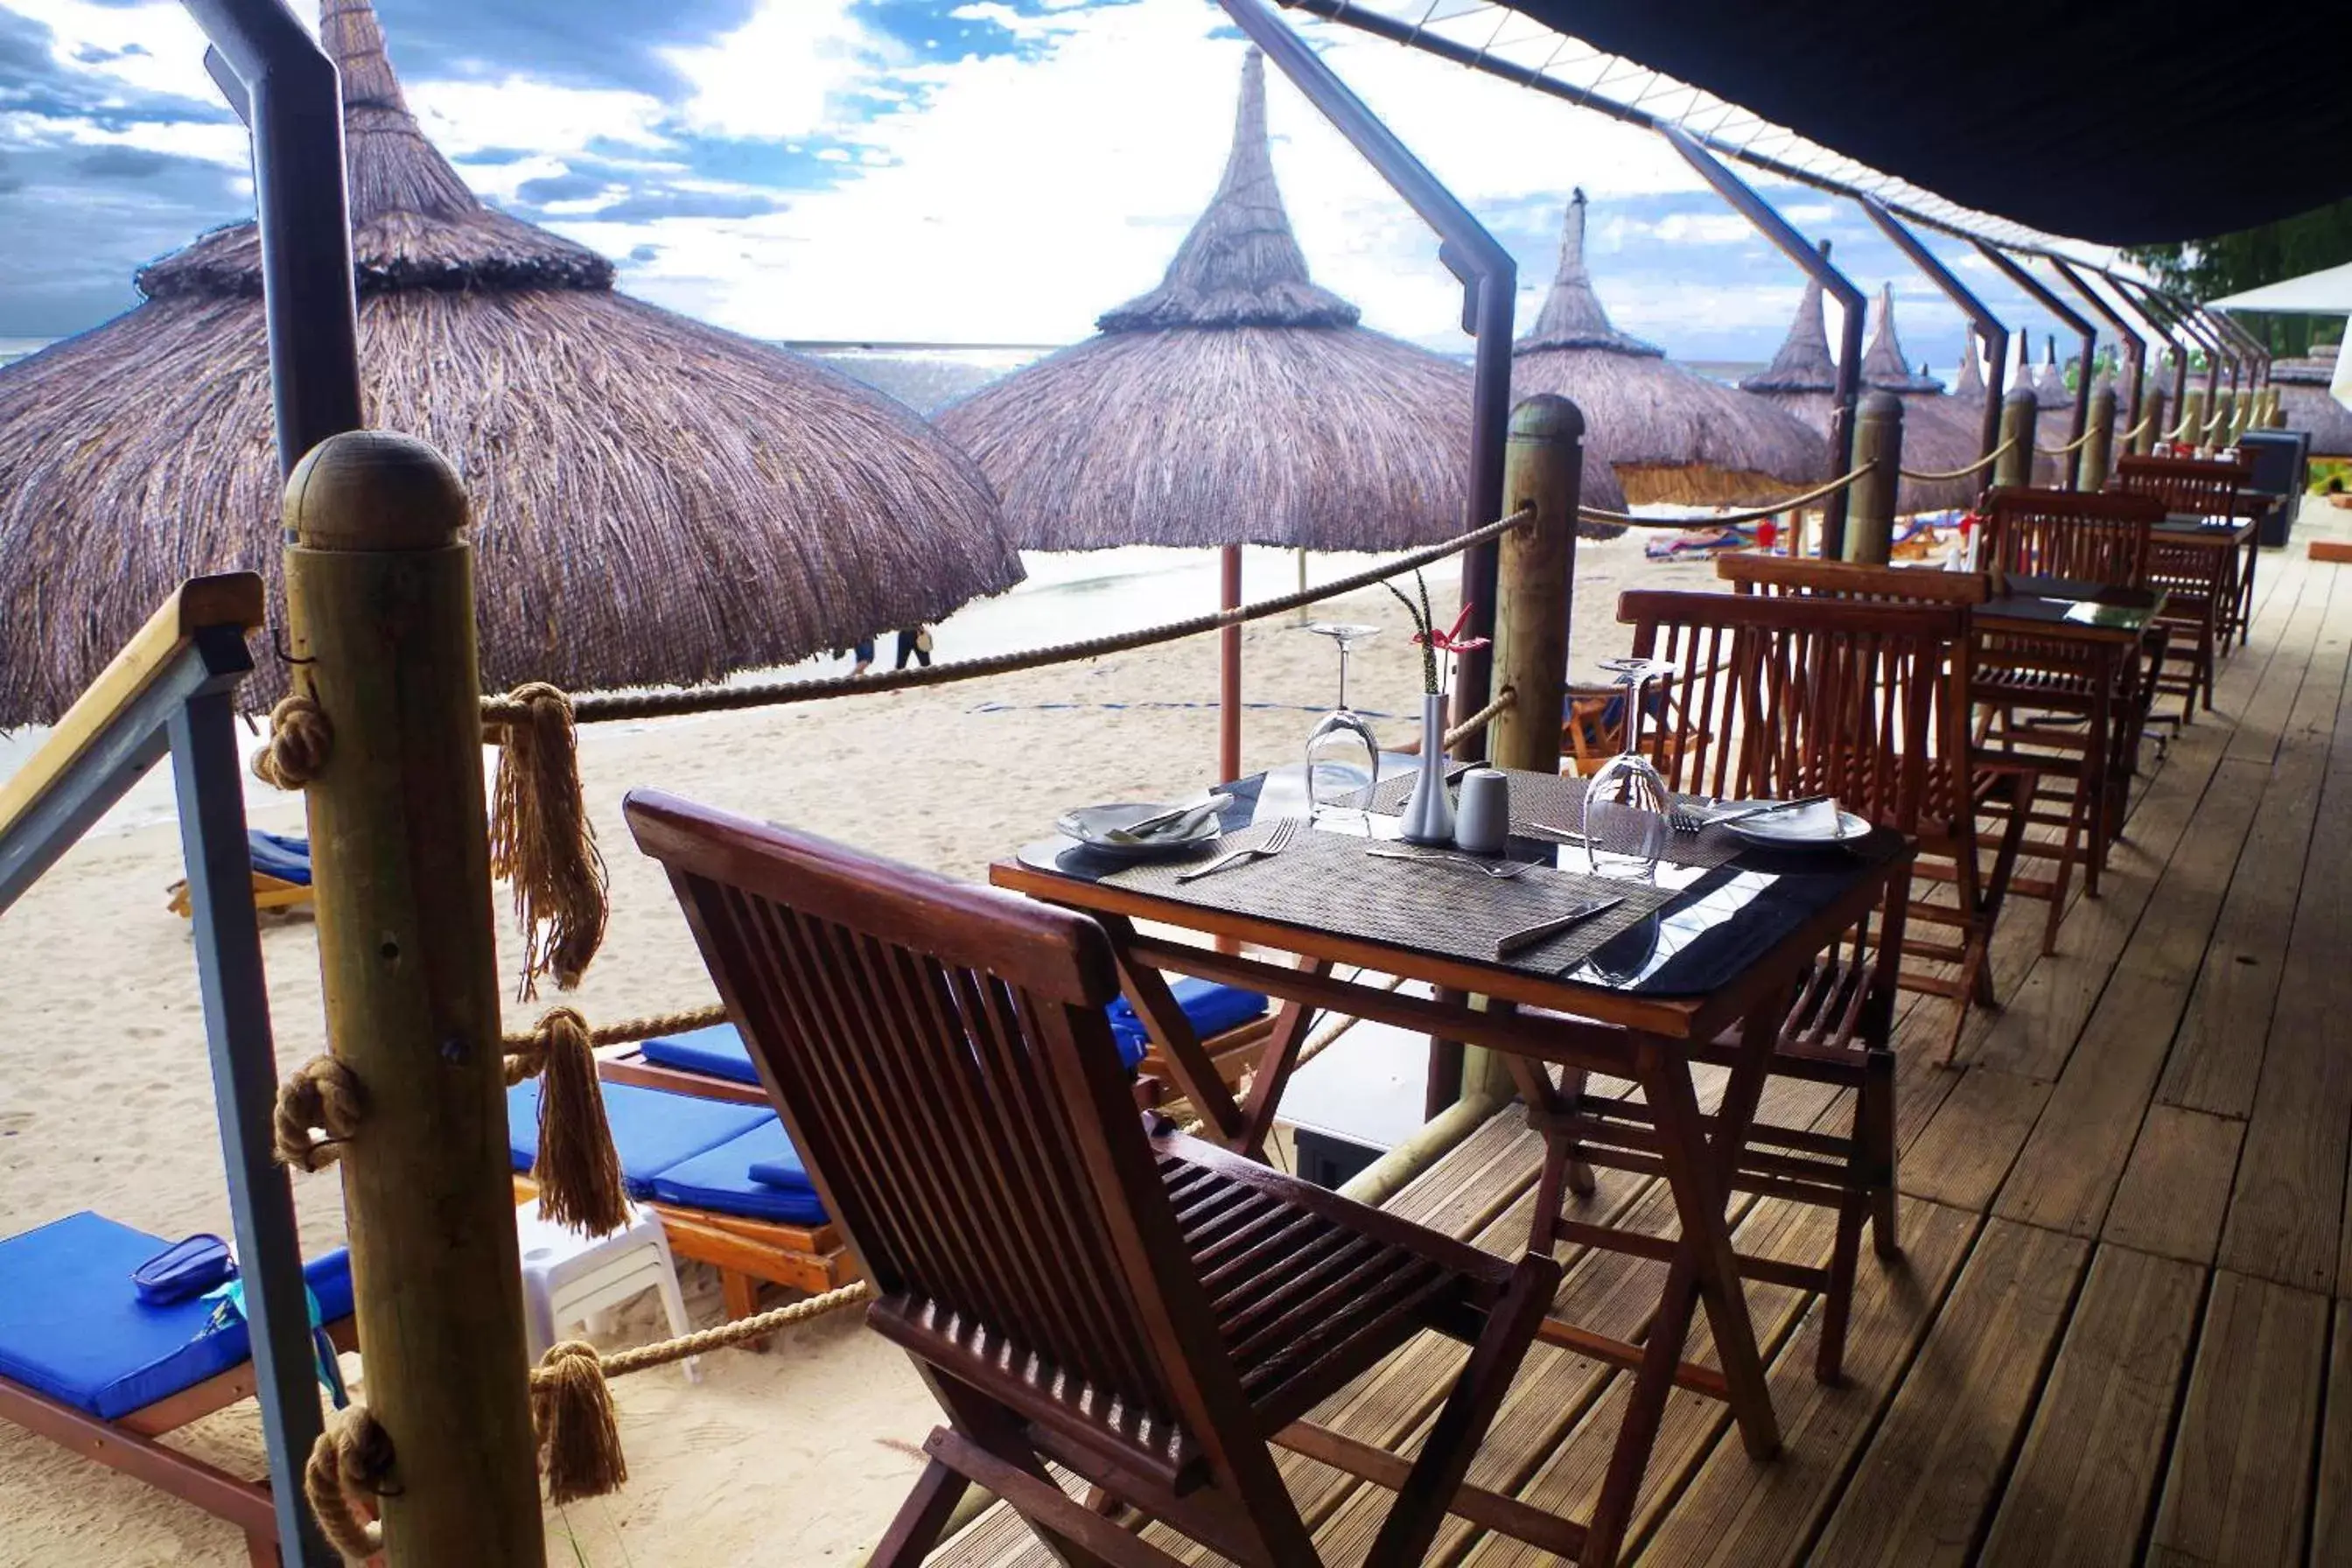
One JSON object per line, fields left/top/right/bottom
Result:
{"left": 895, "top": 625, "right": 934, "bottom": 669}
{"left": 850, "top": 637, "right": 875, "bottom": 676}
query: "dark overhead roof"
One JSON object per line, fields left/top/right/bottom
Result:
{"left": 1485, "top": 2, "right": 2352, "bottom": 243}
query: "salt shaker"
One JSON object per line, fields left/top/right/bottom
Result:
{"left": 1453, "top": 768, "right": 1510, "bottom": 856}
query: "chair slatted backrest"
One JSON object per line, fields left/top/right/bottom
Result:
{"left": 1713, "top": 557, "right": 1982, "bottom": 836}
{"left": 2115, "top": 452, "right": 2250, "bottom": 520}
{"left": 1982, "top": 486, "right": 2160, "bottom": 586}
{"left": 1618, "top": 589, "right": 1958, "bottom": 837}
{"left": 625, "top": 791, "right": 1248, "bottom": 1478}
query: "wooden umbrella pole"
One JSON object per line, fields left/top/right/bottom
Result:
{"left": 284, "top": 431, "right": 543, "bottom": 1565}
{"left": 1220, "top": 543, "right": 1243, "bottom": 785}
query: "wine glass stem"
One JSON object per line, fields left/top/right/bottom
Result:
{"left": 1336, "top": 641, "right": 1351, "bottom": 711}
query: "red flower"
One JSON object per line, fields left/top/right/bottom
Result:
{"left": 1411, "top": 601, "right": 1491, "bottom": 658}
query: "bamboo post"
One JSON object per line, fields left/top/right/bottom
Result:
{"left": 2138, "top": 385, "right": 2167, "bottom": 454}
{"left": 2077, "top": 382, "right": 2117, "bottom": 491}
{"left": 1844, "top": 392, "right": 1902, "bottom": 564}
{"left": 1486, "top": 395, "right": 1579, "bottom": 775}
{"left": 284, "top": 431, "right": 543, "bottom": 1567}
{"left": 2178, "top": 388, "right": 2208, "bottom": 450}
{"left": 1994, "top": 388, "right": 2038, "bottom": 488}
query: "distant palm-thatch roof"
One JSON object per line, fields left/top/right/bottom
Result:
{"left": 0, "top": 0, "right": 1020, "bottom": 727}
{"left": 1951, "top": 336, "right": 1987, "bottom": 403}
{"left": 1741, "top": 272, "right": 1973, "bottom": 512}
{"left": 934, "top": 50, "right": 1473, "bottom": 552}
{"left": 1510, "top": 192, "right": 1825, "bottom": 517}
{"left": 2033, "top": 336, "right": 2073, "bottom": 409}
{"left": 2272, "top": 346, "right": 2352, "bottom": 454}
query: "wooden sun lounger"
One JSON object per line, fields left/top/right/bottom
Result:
{"left": 0, "top": 1319, "right": 359, "bottom": 1568}
{"left": 166, "top": 870, "right": 312, "bottom": 919}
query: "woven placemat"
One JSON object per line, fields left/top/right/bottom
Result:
{"left": 1349, "top": 766, "right": 1746, "bottom": 871}
{"left": 1098, "top": 822, "right": 1676, "bottom": 979}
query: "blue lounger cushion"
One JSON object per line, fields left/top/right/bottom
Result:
{"left": 1106, "top": 978, "right": 1270, "bottom": 1072}
{"left": 638, "top": 1022, "right": 759, "bottom": 1086}
{"left": 0, "top": 1212, "right": 351, "bottom": 1419}
{"left": 247, "top": 830, "right": 312, "bottom": 886}
{"left": 649, "top": 1124, "right": 827, "bottom": 1227}
{"left": 508, "top": 1079, "right": 771, "bottom": 1196}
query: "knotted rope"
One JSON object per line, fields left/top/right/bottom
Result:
{"left": 250, "top": 693, "right": 332, "bottom": 789}
{"left": 1900, "top": 435, "right": 2017, "bottom": 483}
{"left": 1574, "top": 464, "right": 1870, "bottom": 531}
{"left": 477, "top": 509, "right": 1530, "bottom": 729}
{"left": 271, "top": 1056, "right": 365, "bottom": 1172}
{"left": 304, "top": 1405, "right": 394, "bottom": 1561}
{"left": 486, "top": 683, "right": 609, "bottom": 998}
{"left": 500, "top": 1002, "right": 728, "bottom": 1053}
{"left": 524, "top": 1280, "right": 874, "bottom": 1508}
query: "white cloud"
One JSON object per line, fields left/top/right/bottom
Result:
{"left": 657, "top": 0, "right": 903, "bottom": 142}
{"left": 406, "top": 79, "right": 672, "bottom": 159}
{"left": 1647, "top": 212, "right": 1759, "bottom": 246}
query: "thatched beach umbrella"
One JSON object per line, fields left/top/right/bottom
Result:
{"left": 936, "top": 48, "right": 1480, "bottom": 780}
{"left": 0, "top": 0, "right": 1020, "bottom": 726}
{"left": 1512, "top": 191, "right": 1824, "bottom": 517}
{"left": 1951, "top": 336, "right": 1988, "bottom": 406}
{"left": 936, "top": 49, "right": 1472, "bottom": 553}
{"left": 2033, "top": 337, "right": 2073, "bottom": 410}
{"left": 1856, "top": 284, "right": 1981, "bottom": 511}
{"left": 1742, "top": 276, "right": 1957, "bottom": 514}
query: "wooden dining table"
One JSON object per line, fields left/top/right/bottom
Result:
{"left": 1977, "top": 575, "right": 2168, "bottom": 843}
{"left": 992, "top": 774, "right": 1913, "bottom": 1565}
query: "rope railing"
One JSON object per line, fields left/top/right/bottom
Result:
{"left": 1573, "top": 464, "right": 1870, "bottom": 532}
{"left": 1900, "top": 434, "right": 2018, "bottom": 483}
{"left": 1443, "top": 688, "right": 1513, "bottom": 751}
{"left": 2034, "top": 425, "right": 2099, "bottom": 458}
{"left": 480, "top": 508, "right": 1534, "bottom": 729}
{"left": 2118, "top": 416, "right": 2154, "bottom": 445}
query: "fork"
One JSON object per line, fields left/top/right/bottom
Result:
{"left": 1176, "top": 816, "right": 1300, "bottom": 882}
{"left": 1365, "top": 847, "right": 1536, "bottom": 879}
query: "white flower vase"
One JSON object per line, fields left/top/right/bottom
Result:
{"left": 1398, "top": 692, "right": 1455, "bottom": 845}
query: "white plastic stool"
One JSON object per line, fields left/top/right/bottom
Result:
{"left": 515, "top": 1201, "right": 701, "bottom": 1382}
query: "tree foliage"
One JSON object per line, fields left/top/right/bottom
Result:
{"left": 2126, "top": 199, "right": 2352, "bottom": 355}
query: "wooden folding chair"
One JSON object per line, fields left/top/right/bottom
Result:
{"left": 1517, "top": 591, "right": 1953, "bottom": 1384}
{"left": 1977, "top": 486, "right": 2163, "bottom": 948}
{"left": 626, "top": 791, "right": 1566, "bottom": 1568}
{"left": 2115, "top": 454, "right": 2250, "bottom": 719}
{"left": 1716, "top": 556, "right": 2034, "bottom": 1058}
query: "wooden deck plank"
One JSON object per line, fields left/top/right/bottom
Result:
{"left": 2103, "top": 1105, "right": 2245, "bottom": 1266}
{"left": 2160, "top": 570, "right": 2341, "bottom": 1117}
{"left": 2220, "top": 767, "right": 2352, "bottom": 1293}
{"left": 2149, "top": 1270, "right": 2330, "bottom": 1568}
{"left": 1978, "top": 1244, "right": 2203, "bottom": 1567}
{"left": 2310, "top": 1300, "right": 2352, "bottom": 1568}
{"left": 1804, "top": 1218, "right": 2089, "bottom": 1568}
{"left": 1633, "top": 1200, "right": 1980, "bottom": 1568}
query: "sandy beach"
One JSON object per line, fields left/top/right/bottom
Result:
{"left": 0, "top": 535, "right": 1716, "bottom": 1566}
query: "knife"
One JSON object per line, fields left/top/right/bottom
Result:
{"left": 1494, "top": 897, "right": 1625, "bottom": 958}
{"left": 1691, "top": 793, "right": 1834, "bottom": 828}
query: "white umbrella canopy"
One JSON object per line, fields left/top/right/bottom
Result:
{"left": 2207, "top": 261, "right": 2352, "bottom": 313}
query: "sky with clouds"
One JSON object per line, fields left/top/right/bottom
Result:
{"left": 2, "top": 0, "right": 2115, "bottom": 374}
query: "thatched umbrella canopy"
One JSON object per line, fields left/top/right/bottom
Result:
{"left": 1741, "top": 275, "right": 1956, "bottom": 514}
{"left": 934, "top": 50, "right": 1473, "bottom": 552}
{"left": 2272, "top": 346, "right": 2352, "bottom": 455}
{"left": 1511, "top": 192, "right": 1824, "bottom": 517}
{"left": 2033, "top": 336, "right": 2073, "bottom": 409}
{"left": 1856, "top": 284, "right": 1981, "bottom": 510}
{"left": 0, "top": 0, "right": 1020, "bottom": 726}
{"left": 1952, "top": 337, "right": 1988, "bottom": 405}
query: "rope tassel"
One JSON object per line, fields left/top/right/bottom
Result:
{"left": 508, "top": 1006, "right": 628, "bottom": 1237}
{"left": 532, "top": 1340, "right": 628, "bottom": 1504}
{"left": 487, "top": 682, "right": 608, "bottom": 998}
{"left": 304, "top": 1405, "right": 394, "bottom": 1561}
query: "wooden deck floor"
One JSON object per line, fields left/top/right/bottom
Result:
{"left": 931, "top": 519, "right": 2352, "bottom": 1568}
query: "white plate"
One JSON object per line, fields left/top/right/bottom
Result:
{"left": 1717, "top": 800, "right": 1872, "bottom": 849}
{"left": 1054, "top": 802, "right": 1224, "bottom": 861}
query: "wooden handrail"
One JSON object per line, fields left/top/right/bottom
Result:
{"left": 0, "top": 573, "right": 265, "bottom": 844}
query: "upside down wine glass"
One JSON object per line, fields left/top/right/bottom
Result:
{"left": 1580, "top": 655, "right": 1675, "bottom": 878}
{"left": 1304, "top": 622, "right": 1383, "bottom": 819}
